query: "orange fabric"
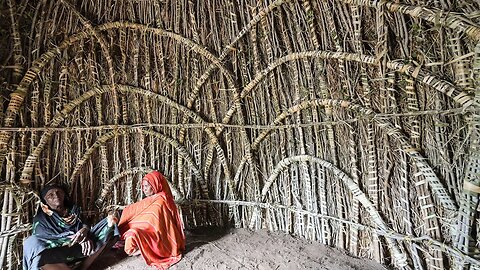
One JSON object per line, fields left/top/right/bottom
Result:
{"left": 119, "top": 171, "right": 185, "bottom": 269}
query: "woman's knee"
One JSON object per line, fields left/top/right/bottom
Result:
{"left": 24, "top": 235, "right": 42, "bottom": 252}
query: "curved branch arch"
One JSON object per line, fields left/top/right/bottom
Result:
{"left": 20, "top": 86, "right": 104, "bottom": 183}
{"left": 0, "top": 21, "right": 236, "bottom": 168}
{"left": 233, "top": 99, "right": 456, "bottom": 212}
{"left": 120, "top": 86, "right": 237, "bottom": 201}
{"left": 189, "top": 0, "right": 479, "bottom": 112}
{"left": 59, "top": 0, "right": 119, "bottom": 121}
{"left": 96, "top": 167, "right": 184, "bottom": 207}
{"left": 69, "top": 128, "right": 208, "bottom": 199}
{"left": 176, "top": 0, "right": 293, "bottom": 199}
{"left": 96, "top": 21, "right": 235, "bottom": 87}
{"left": 176, "top": 0, "right": 291, "bottom": 203}
{"left": 259, "top": 155, "right": 408, "bottom": 268}
{"left": 342, "top": 0, "right": 480, "bottom": 41}
{"left": 189, "top": 0, "right": 289, "bottom": 103}
{"left": 19, "top": 84, "right": 235, "bottom": 200}
{"left": 222, "top": 51, "right": 472, "bottom": 127}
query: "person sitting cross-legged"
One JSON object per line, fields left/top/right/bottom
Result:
{"left": 118, "top": 171, "right": 185, "bottom": 269}
{"left": 23, "top": 184, "right": 119, "bottom": 270}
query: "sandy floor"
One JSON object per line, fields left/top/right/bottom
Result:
{"left": 94, "top": 228, "right": 387, "bottom": 270}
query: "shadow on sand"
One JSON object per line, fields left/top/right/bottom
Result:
{"left": 183, "top": 226, "right": 230, "bottom": 253}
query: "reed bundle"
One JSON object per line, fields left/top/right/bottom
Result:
{"left": 0, "top": 0, "right": 479, "bottom": 269}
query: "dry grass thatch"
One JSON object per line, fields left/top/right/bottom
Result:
{"left": 0, "top": 0, "right": 480, "bottom": 269}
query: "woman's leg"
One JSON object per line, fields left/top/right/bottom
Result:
{"left": 38, "top": 244, "right": 84, "bottom": 266}
{"left": 23, "top": 236, "right": 83, "bottom": 270}
{"left": 23, "top": 236, "right": 45, "bottom": 270}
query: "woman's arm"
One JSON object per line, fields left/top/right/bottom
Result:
{"left": 69, "top": 226, "right": 89, "bottom": 246}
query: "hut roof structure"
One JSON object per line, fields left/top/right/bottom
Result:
{"left": 0, "top": 0, "right": 479, "bottom": 269}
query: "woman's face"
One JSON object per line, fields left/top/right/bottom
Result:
{"left": 142, "top": 180, "right": 155, "bottom": 197}
{"left": 44, "top": 188, "right": 65, "bottom": 210}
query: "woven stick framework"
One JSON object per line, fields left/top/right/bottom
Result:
{"left": 0, "top": 0, "right": 479, "bottom": 269}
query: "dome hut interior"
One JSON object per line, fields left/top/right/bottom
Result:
{"left": 0, "top": 0, "right": 480, "bottom": 269}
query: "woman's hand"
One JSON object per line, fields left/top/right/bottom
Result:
{"left": 70, "top": 227, "right": 89, "bottom": 246}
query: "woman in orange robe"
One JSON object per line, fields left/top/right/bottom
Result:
{"left": 118, "top": 171, "right": 185, "bottom": 269}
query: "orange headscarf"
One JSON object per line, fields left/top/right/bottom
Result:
{"left": 143, "top": 171, "right": 176, "bottom": 211}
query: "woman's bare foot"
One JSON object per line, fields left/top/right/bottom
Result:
{"left": 112, "top": 240, "right": 125, "bottom": 249}
{"left": 128, "top": 249, "right": 141, "bottom": 257}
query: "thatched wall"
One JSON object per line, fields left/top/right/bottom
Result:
{"left": 0, "top": 0, "right": 479, "bottom": 269}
